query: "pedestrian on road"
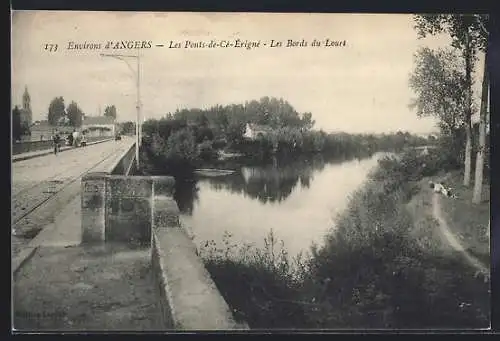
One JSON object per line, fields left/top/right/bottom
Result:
{"left": 52, "top": 130, "right": 61, "bottom": 155}
{"left": 72, "top": 130, "right": 79, "bottom": 147}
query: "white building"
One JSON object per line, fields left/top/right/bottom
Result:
{"left": 243, "top": 123, "right": 269, "bottom": 140}
{"left": 81, "top": 116, "right": 116, "bottom": 137}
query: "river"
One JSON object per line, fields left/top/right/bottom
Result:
{"left": 171, "top": 152, "right": 386, "bottom": 259}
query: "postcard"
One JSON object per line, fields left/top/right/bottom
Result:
{"left": 11, "top": 11, "right": 491, "bottom": 332}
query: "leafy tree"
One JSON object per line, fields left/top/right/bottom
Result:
{"left": 58, "top": 115, "right": 70, "bottom": 126}
{"left": 120, "top": 121, "right": 136, "bottom": 135}
{"left": 66, "top": 101, "right": 84, "bottom": 127}
{"left": 12, "top": 106, "right": 22, "bottom": 141}
{"left": 409, "top": 47, "right": 469, "bottom": 166}
{"left": 472, "top": 14, "right": 489, "bottom": 204}
{"left": 226, "top": 121, "right": 246, "bottom": 145}
{"left": 409, "top": 47, "right": 468, "bottom": 135}
{"left": 47, "top": 96, "right": 66, "bottom": 126}
{"left": 104, "top": 105, "right": 117, "bottom": 120}
{"left": 153, "top": 128, "right": 199, "bottom": 177}
{"left": 301, "top": 112, "right": 315, "bottom": 131}
{"left": 413, "top": 14, "right": 484, "bottom": 186}
{"left": 196, "top": 113, "right": 209, "bottom": 127}
{"left": 21, "top": 121, "right": 31, "bottom": 136}
{"left": 164, "top": 128, "right": 198, "bottom": 162}
{"left": 195, "top": 126, "right": 215, "bottom": 143}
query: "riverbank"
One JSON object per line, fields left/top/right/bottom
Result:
{"left": 406, "top": 170, "right": 490, "bottom": 272}
{"left": 199, "top": 150, "right": 491, "bottom": 329}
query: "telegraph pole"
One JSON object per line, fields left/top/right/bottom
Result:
{"left": 137, "top": 52, "right": 142, "bottom": 148}
{"left": 100, "top": 52, "right": 141, "bottom": 167}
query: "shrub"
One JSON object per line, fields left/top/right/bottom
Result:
{"left": 198, "top": 139, "right": 219, "bottom": 161}
{"left": 212, "top": 137, "right": 228, "bottom": 150}
{"left": 200, "top": 230, "right": 308, "bottom": 328}
{"left": 144, "top": 129, "right": 199, "bottom": 177}
{"left": 164, "top": 128, "right": 198, "bottom": 162}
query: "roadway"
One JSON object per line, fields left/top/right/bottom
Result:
{"left": 11, "top": 136, "right": 135, "bottom": 255}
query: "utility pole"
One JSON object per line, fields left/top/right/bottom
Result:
{"left": 100, "top": 52, "right": 142, "bottom": 167}
{"left": 137, "top": 53, "right": 142, "bottom": 147}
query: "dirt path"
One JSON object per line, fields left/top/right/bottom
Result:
{"left": 431, "top": 193, "right": 489, "bottom": 277}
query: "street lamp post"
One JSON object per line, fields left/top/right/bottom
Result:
{"left": 100, "top": 52, "right": 142, "bottom": 168}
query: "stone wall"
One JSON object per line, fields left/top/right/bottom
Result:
{"left": 110, "top": 143, "right": 136, "bottom": 175}
{"left": 12, "top": 136, "right": 112, "bottom": 155}
{"left": 106, "top": 176, "right": 153, "bottom": 244}
{"left": 81, "top": 175, "right": 160, "bottom": 244}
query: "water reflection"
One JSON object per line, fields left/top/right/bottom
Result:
{"left": 174, "top": 152, "right": 383, "bottom": 258}
{"left": 173, "top": 179, "right": 199, "bottom": 215}
{"left": 174, "top": 153, "right": 371, "bottom": 215}
{"left": 201, "top": 154, "right": 354, "bottom": 204}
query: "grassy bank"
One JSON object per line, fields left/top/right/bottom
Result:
{"left": 199, "top": 149, "right": 490, "bottom": 329}
{"left": 407, "top": 171, "right": 490, "bottom": 268}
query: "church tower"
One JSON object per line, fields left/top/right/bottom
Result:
{"left": 21, "top": 86, "right": 32, "bottom": 126}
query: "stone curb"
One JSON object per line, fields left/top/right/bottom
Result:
{"left": 12, "top": 138, "right": 113, "bottom": 163}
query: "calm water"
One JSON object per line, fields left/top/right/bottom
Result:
{"left": 172, "top": 153, "right": 386, "bottom": 258}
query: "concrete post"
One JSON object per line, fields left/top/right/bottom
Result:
{"left": 151, "top": 176, "right": 178, "bottom": 229}
{"left": 105, "top": 176, "right": 153, "bottom": 244}
{"left": 151, "top": 176, "right": 176, "bottom": 197}
{"left": 81, "top": 172, "right": 108, "bottom": 243}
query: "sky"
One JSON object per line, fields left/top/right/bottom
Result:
{"left": 11, "top": 11, "right": 486, "bottom": 134}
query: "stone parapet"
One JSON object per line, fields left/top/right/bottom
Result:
{"left": 151, "top": 195, "right": 248, "bottom": 330}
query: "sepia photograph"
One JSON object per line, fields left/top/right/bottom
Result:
{"left": 11, "top": 11, "right": 491, "bottom": 332}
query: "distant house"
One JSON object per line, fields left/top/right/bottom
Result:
{"left": 30, "top": 120, "right": 54, "bottom": 141}
{"left": 30, "top": 120, "right": 74, "bottom": 141}
{"left": 243, "top": 123, "right": 269, "bottom": 140}
{"left": 81, "top": 116, "right": 116, "bottom": 137}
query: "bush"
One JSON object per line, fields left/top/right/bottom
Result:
{"left": 202, "top": 226, "right": 489, "bottom": 328}
{"left": 212, "top": 137, "right": 228, "bottom": 150}
{"left": 198, "top": 139, "right": 219, "bottom": 161}
{"left": 164, "top": 128, "right": 198, "bottom": 161}
{"left": 200, "top": 230, "right": 308, "bottom": 328}
{"left": 306, "top": 231, "right": 489, "bottom": 328}
{"left": 142, "top": 129, "right": 199, "bottom": 177}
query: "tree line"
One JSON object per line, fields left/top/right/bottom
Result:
{"left": 142, "top": 97, "right": 430, "bottom": 152}
{"left": 139, "top": 96, "right": 432, "bottom": 177}
{"left": 409, "top": 14, "right": 489, "bottom": 204}
{"left": 11, "top": 106, "right": 30, "bottom": 141}
{"left": 116, "top": 121, "right": 136, "bottom": 135}
{"left": 12, "top": 96, "right": 120, "bottom": 142}
{"left": 46, "top": 97, "right": 118, "bottom": 127}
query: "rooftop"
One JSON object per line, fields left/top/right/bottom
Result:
{"left": 82, "top": 116, "right": 115, "bottom": 126}
{"left": 30, "top": 120, "right": 53, "bottom": 131}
